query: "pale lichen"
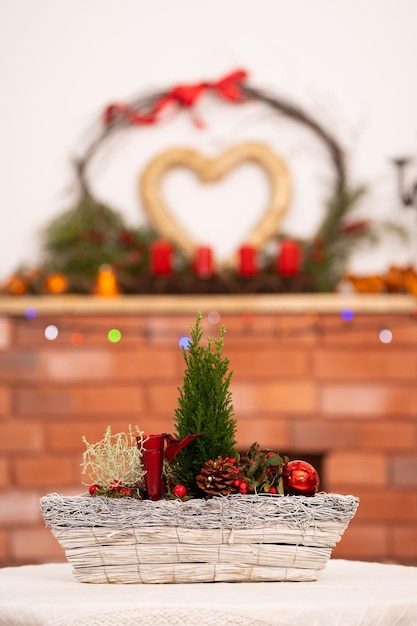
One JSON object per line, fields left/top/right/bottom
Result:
{"left": 81, "top": 425, "right": 146, "bottom": 489}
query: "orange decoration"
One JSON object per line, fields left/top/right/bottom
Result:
{"left": 402, "top": 266, "right": 417, "bottom": 295}
{"left": 44, "top": 272, "right": 68, "bottom": 294}
{"left": 346, "top": 274, "right": 385, "bottom": 293}
{"left": 347, "top": 265, "right": 417, "bottom": 295}
{"left": 4, "top": 275, "right": 27, "bottom": 295}
{"left": 383, "top": 266, "right": 404, "bottom": 293}
{"left": 93, "top": 265, "right": 120, "bottom": 296}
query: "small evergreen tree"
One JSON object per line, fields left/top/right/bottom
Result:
{"left": 173, "top": 312, "right": 237, "bottom": 492}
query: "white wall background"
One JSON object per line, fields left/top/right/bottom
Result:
{"left": 1, "top": 0, "right": 417, "bottom": 282}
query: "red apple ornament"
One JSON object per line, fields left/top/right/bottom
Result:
{"left": 283, "top": 460, "right": 319, "bottom": 496}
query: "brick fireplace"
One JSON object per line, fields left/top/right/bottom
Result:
{"left": 0, "top": 293, "right": 416, "bottom": 567}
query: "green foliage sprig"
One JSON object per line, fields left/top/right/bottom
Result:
{"left": 240, "top": 442, "right": 289, "bottom": 495}
{"left": 300, "top": 184, "right": 371, "bottom": 292}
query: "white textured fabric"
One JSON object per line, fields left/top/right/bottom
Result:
{"left": 0, "top": 560, "right": 417, "bottom": 625}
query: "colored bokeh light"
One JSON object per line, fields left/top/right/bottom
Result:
{"left": 24, "top": 306, "right": 37, "bottom": 320}
{"left": 305, "top": 310, "right": 318, "bottom": 325}
{"left": 71, "top": 332, "right": 84, "bottom": 346}
{"left": 276, "top": 324, "right": 290, "bottom": 338}
{"left": 207, "top": 311, "right": 221, "bottom": 325}
{"left": 242, "top": 312, "right": 255, "bottom": 326}
{"left": 379, "top": 329, "right": 392, "bottom": 344}
{"left": 108, "top": 328, "right": 122, "bottom": 343}
{"left": 341, "top": 308, "right": 354, "bottom": 322}
{"left": 45, "top": 325, "right": 59, "bottom": 341}
{"left": 178, "top": 335, "right": 191, "bottom": 350}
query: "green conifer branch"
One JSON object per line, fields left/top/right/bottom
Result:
{"left": 173, "top": 312, "right": 237, "bottom": 492}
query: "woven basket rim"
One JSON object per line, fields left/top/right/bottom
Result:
{"left": 40, "top": 492, "right": 359, "bottom": 531}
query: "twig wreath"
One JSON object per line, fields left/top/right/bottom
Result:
{"left": 76, "top": 69, "right": 347, "bottom": 197}
{"left": 3, "top": 69, "right": 391, "bottom": 296}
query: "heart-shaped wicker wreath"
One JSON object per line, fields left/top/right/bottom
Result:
{"left": 140, "top": 142, "right": 291, "bottom": 268}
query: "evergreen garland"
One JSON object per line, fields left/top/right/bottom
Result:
{"left": 173, "top": 312, "right": 237, "bottom": 493}
{"left": 43, "top": 196, "right": 125, "bottom": 278}
{"left": 300, "top": 185, "right": 370, "bottom": 292}
{"left": 41, "top": 195, "right": 158, "bottom": 293}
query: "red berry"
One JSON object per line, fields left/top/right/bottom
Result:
{"left": 269, "top": 487, "right": 277, "bottom": 494}
{"left": 266, "top": 452, "right": 279, "bottom": 471}
{"left": 88, "top": 484, "right": 100, "bottom": 496}
{"left": 121, "top": 487, "right": 133, "bottom": 496}
{"left": 233, "top": 479, "right": 241, "bottom": 487}
{"left": 173, "top": 484, "right": 187, "bottom": 497}
{"left": 109, "top": 480, "right": 122, "bottom": 492}
{"left": 239, "top": 483, "right": 248, "bottom": 494}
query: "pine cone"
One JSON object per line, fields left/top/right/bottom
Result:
{"left": 196, "top": 456, "right": 238, "bottom": 497}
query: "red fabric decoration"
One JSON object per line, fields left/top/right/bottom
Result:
{"left": 164, "top": 433, "right": 204, "bottom": 464}
{"left": 103, "top": 69, "right": 248, "bottom": 127}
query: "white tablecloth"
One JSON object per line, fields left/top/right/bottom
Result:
{"left": 0, "top": 560, "right": 416, "bottom": 626}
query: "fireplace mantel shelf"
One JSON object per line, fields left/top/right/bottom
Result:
{"left": 0, "top": 293, "right": 415, "bottom": 316}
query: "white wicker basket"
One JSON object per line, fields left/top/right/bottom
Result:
{"left": 40, "top": 492, "right": 359, "bottom": 584}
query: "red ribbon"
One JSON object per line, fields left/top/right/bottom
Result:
{"left": 103, "top": 69, "right": 248, "bottom": 127}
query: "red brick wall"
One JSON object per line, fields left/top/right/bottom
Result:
{"left": 0, "top": 308, "right": 417, "bottom": 567}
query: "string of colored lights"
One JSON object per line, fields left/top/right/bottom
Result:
{"left": 18, "top": 306, "right": 417, "bottom": 348}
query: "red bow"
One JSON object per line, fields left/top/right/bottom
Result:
{"left": 163, "top": 433, "right": 204, "bottom": 463}
{"left": 103, "top": 69, "right": 248, "bottom": 127}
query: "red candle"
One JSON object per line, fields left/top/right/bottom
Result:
{"left": 238, "top": 244, "right": 258, "bottom": 277}
{"left": 150, "top": 240, "right": 172, "bottom": 276}
{"left": 142, "top": 434, "right": 165, "bottom": 501}
{"left": 194, "top": 246, "right": 213, "bottom": 279}
{"left": 277, "top": 239, "right": 301, "bottom": 277}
